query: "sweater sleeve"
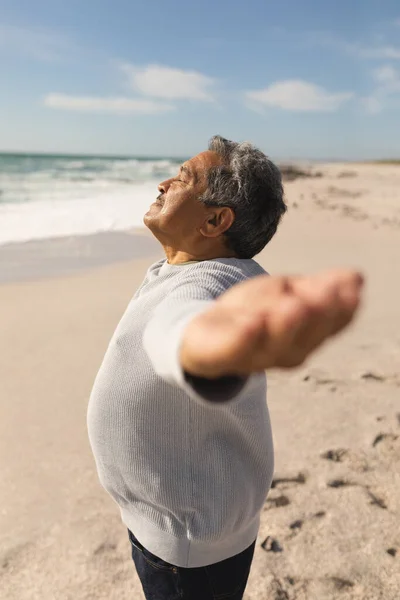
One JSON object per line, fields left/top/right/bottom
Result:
{"left": 142, "top": 269, "right": 252, "bottom": 405}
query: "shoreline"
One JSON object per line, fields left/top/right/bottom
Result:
{"left": 0, "top": 229, "right": 161, "bottom": 284}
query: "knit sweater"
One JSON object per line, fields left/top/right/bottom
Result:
{"left": 87, "top": 258, "right": 274, "bottom": 568}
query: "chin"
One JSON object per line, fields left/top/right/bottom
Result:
{"left": 143, "top": 210, "right": 159, "bottom": 231}
{"left": 146, "top": 202, "right": 161, "bottom": 214}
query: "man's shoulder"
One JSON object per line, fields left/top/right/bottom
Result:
{"left": 190, "top": 258, "right": 267, "bottom": 279}
{"left": 139, "top": 258, "right": 267, "bottom": 302}
{"left": 174, "top": 258, "right": 267, "bottom": 297}
{"left": 143, "top": 258, "right": 268, "bottom": 300}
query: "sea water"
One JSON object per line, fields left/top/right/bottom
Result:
{"left": 0, "top": 153, "right": 182, "bottom": 245}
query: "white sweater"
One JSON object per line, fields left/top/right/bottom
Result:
{"left": 87, "top": 258, "right": 274, "bottom": 568}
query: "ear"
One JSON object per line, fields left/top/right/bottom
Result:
{"left": 200, "top": 207, "right": 235, "bottom": 238}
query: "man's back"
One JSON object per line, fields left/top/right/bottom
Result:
{"left": 87, "top": 257, "right": 274, "bottom": 568}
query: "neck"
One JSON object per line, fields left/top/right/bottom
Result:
{"left": 163, "top": 245, "right": 237, "bottom": 265}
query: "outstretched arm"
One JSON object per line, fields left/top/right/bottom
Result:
{"left": 180, "top": 269, "right": 363, "bottom": 379}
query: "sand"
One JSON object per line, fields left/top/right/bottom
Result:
{"left": 0, "top": 163, "right": 399, "bottom": 599}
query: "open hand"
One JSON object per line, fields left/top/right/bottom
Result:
{"left": 180, "top": 269, "right": 364, "bottom": 378}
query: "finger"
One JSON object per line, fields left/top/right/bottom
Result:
{"left": 292, "top": 270, "right": 362, "bottom": 331}
{"left": 255, "top": 295, "right": 314, "bottom": 370}
{"left": 297, "top": 269, "right": 363, "bottom": 290}
{"left": 284, "top": 280, "right": 362, "bottom": 366}
{"left": 264, "top": 273, "right": 363, "bottom": 369}
{"left": 263, "top": 279, "right": 337, "bottom": 367}
{"left": 327, "top": 278, "right": 363, "bottom": 337}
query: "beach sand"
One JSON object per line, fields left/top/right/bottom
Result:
{"left": 1, "top": 163, "right": 399, "bottom": 599}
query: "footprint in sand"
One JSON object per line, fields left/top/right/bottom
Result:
{"left": 264, "top": 494, "right": 291, "bottom": 510}
{"left": 271, "top": 472, "right": 307, "bottom": 489}
{"left": 326, "top": 477, "right": 389, "bottom": 510}
{"left": 372, "top": 432, "right": 398, "bottom": 447}
{"left": 261, "top": 573, "right": 311, "bottom": 600}
{"left": 361, "top": 371, "right": 400, "bottom": 386}
{"left": 265, "top": 574, "right": 357, "bottom": 599}
{"left": 321, "top": 577, "right": 355, "bottom": 594}
{"left": 93, "top": 541, "right": 117, "bottom": 556}
{"left": 371, "top": 432, "right": 400, "bottom": 462}
{"left": 327, "top": 478, "right": 356, "bottom": 489}
{"left": 324, "top": 469, "right": 389, "bottom": 508}
{"left": 289, "top": 519, "right": 303, "bottom": 530}
{"left": 365, "top": 488, "right": 388, "bottom": 510}
{"left": 303, "top": 373, "right": 338, "bottom": 385}
{"left": 263, "top": 575, "right": 292, "bottom": 600}
{"left": 264, "top": 473, "right": 306, "bottom": 512}
{"left": 285, "top": 512, "right": 327, "bottom": 542}
{"left": 321, "top": 448, "right": 370, "bottom": 473}
{"left": 261, "top": 537, "right": 284, "bottom": 553}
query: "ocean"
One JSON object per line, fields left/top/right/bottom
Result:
{"left": 0, "top": 152, "right": 183, "bottom": 246}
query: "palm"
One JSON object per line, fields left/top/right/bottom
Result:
{"left": 180, "top": 270, "right": 363, "bottom": 378}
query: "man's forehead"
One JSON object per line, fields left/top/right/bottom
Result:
{"left": 182, "top": 150, "right": 222, "bottom": 179}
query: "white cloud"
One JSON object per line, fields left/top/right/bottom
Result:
{"left": 120, "top": 63, "right": 216, "bottom": 101}
{"left": 305, "top": 32, "right": 400, "bottom": 61}
{"left": 44, "top": 94, "right": 174, "bottom": 114}
{"left": 362, "top": 96, "right": 384, "bottom": 114}
{"left": 246, "top": 80, "right": 353, "bottom": 112}
{"left": 43, "top": 63, "right": 217, "bottom": 116}
{"left": 362, "top": 64, "right": 400, "bottom": 114}
{"left": 356, "top": 45, "right": 400, "bottom": 60}
{"left": 373, "top": 65, "right": 400, "bottom": 87}
{"left": 0, "top": 24, "right": 75, "bottom": 62}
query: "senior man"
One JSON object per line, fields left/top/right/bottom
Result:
{"left": 87, "top": 136, "right": 362, "bottom": 600}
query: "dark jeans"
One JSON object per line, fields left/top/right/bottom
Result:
{"left": 128, "top": 529, "right": 256, "bottom": 600}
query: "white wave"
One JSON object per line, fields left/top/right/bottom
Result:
{"left": 108, "top": 159, "right": 140, "bottom": 170}
{"left": 58, "top": 160, "right": 86, "bottom": 169}
{"left": 0, "top": 158, "right": 179, "bottom": 205}
{"left": 0, "top": 155, "right": 183, "bottom": 244}
{"left": 0, "top": 182, "right": 157, "bottom": 245}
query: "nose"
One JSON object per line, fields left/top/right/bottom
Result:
{"left": 158, "top": 178, "right": 173, "bottom": 194}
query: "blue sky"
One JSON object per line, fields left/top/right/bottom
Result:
{"left": 1, "top": 0, "right": 400, "bottom": 159}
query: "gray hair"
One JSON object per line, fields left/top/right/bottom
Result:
{"left": 200, "top": 135, "right": 287, "bottom": 259}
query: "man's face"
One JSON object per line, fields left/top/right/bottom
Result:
{"left": 144, "top": 150, "right": 223, "bottom": 242}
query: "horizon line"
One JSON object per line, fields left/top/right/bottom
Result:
{"left": 1, "top": 149, "right": 399, "bottom": 164}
